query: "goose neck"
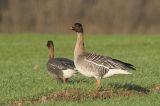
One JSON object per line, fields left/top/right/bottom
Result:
{"left": 74, "top": 32, "right": 85, "bottom": 59}
{"left": 48, "top": 46, "right": 54, "bottom": 59}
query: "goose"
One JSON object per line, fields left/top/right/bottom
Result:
{"left": 70, "top": 23, "right": 135, "bottom": 89}
{"left": 46, "top": 40, "right": 77, "bottom": 83}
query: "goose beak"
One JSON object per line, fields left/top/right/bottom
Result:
{"left": 69, "top": 26, "right": 74, "bottom": 30}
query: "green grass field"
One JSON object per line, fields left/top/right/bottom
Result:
{"left": 0, "top": 33, "right": 160, "bottom": 106}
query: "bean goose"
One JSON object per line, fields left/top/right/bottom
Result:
{"left": 46, "top": 41, "right": 77, "bottom": 83}
{"left": 70, "top": 23, "right": 135, "bottom": 89}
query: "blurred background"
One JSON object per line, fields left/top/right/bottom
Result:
{"left": 0, "top": 0, "right": 160, "bottom": 34}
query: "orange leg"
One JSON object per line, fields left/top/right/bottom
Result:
{"left": 63, "top": 78, "right": 69, "bottom": 83}
{"left": 96, "top": 79, "right": 101, "bottom": 90}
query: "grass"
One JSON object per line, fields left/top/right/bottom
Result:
{"left": 0, "top": 33, "right": 160, "bottom": 106}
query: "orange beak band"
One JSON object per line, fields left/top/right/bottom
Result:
{"left": 70, "top": 26, "right": 75, "bottom": 30}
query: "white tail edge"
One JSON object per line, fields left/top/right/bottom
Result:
{"left": 103, "top": 69, "right": 132, "bottom": 78}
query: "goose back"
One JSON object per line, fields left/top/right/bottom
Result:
{"left": 47, "top": 58, "right": 75, "bottom": 78}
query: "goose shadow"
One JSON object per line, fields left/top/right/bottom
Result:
{"left": 52, "top": 77, "right": 91, "bottom": 84}
{"left": 69, "top": 78, "right": 91, "bottom": 84}
{"left": 108, "top": 83, "right": 150, "bottom": 94}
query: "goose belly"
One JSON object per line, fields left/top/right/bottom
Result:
{"left": 75, "top": 65, "right": 95, "bottom": 77}
{"left": 62, "top": 69, "right": 76, "bottom": 78}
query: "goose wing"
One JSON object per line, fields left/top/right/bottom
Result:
{"left": 54, "top": 58, "right": 75, "bottom": 69}
{"left": 47, "top": 58, "right": 75, "bottom": 71}
{"left": 85, "top": 52, "right": 135, "bottom": 70}
{"left": 47, "top": 58, "right": 76, "bottom": 78}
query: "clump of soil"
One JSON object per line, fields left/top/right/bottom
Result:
{"left": 12, "top": 88, "right": 148, "bottom": 106}
{"left": 12, "top": 83, "right": 160, "bottom": 106}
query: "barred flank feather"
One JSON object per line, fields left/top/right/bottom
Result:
{"left": 85, "top": 53, "right": 135, "bottom": 70}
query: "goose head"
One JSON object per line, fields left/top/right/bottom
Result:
{"left": 70, "top": 23, "right": 83, "bottom": 33}
{"left": 47, "top": 41, "right": 54, "bottom": 48}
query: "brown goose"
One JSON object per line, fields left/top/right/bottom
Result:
{"left": 47, "top": 41, "right": 77, "bottom": 83}
{"left": 70, "top": 23, "right": 135, "bottom": 89}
